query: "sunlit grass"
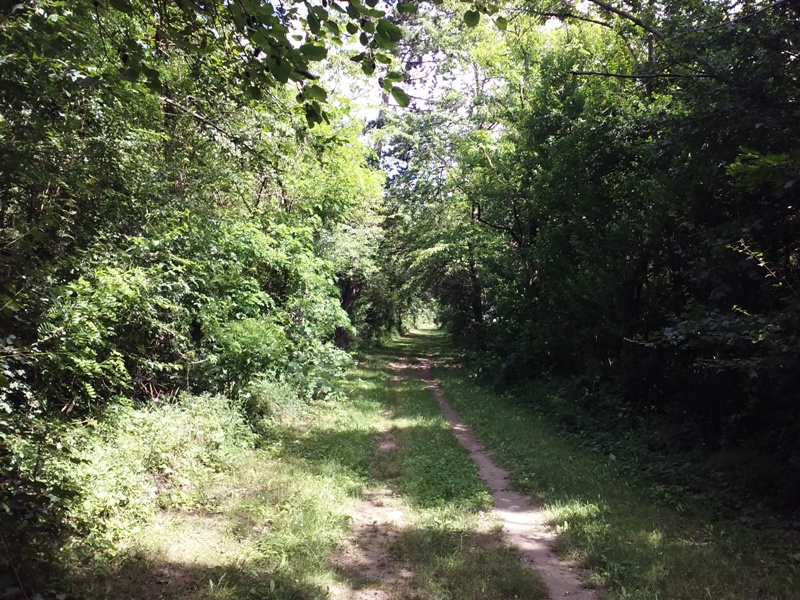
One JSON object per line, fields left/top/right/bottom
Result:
{"left": 386, "top": 372, "right": 493, "bottom": 512}
{"left": 69, "top": 357, "right": 390, "bottom": 599}
{"left": 67, "top": 335, "right": 547, "bottom": 600}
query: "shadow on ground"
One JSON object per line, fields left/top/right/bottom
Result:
{"left": 75, "top": 552, "right": 326, "bottom": 600}
{"left": 329, "top": 519, "right": 547, "bottom": 600}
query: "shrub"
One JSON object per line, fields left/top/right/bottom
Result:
{"left": 1, "top": 393, "right": 255, "bottom": 595}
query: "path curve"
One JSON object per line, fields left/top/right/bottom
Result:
{"left": 419, "top": 356, "right": 598, "bottom": 600}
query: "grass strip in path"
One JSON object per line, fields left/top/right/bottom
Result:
{"left": 418, "top": 329, "right": 800, "bottom": 600}
{"left": 355, "top": 337, "right": 548, "bottom": 600}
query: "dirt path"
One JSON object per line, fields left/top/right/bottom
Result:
{"left": 328, "top": 361, "right": 413, "bottom": 600}
{"left": 419, "top": 356, "right": 598, "bottom": 600}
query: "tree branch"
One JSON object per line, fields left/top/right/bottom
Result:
{"left": 474, "top": 201, "right": 525, "bottom": 248}
{"left": 160, "top": 96, "right": 262, "bottom": 158}
{"left": 585, "top": 0, "right": 665, "bottom": 40}
{"left": 531, "top": 10, "right": 614, "bottom": 29}
{"left": 568, "top": 70, "right": 713, "bottom": 79}
{"left": 583, "top": 0, "right": 730, "bottom": 83}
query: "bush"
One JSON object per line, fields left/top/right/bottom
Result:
{"left": 1, "top": 393, "right": 255, "bottom": 595}
{"left": 241, "top": 377, "right": 304, "bottom": 432}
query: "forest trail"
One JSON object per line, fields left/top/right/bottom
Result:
{"left": 35, "top": 331, "right": 797, "bottom": 599}
{"left": 418, "top": 355, "right": 597, "bottom": 600}
{"left": 328, "top": 344, "right": 595, "bottom": 600}
{"left": 327, "top": 351, "right": 561, "bottom": 600}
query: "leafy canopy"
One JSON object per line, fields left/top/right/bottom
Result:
{"left": 76, "top": 0, "right": 413, "bottom": 124}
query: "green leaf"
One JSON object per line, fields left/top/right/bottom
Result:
{"left": 299, "top": 43, "right": 327, "bottom": 61}
{"left": 307, "top": 11, "right": 321, "bottom": 34}
{"left": 348, "top": 0, "right": 371, "bottom": 16}
{"left": 108, "top": 0, "right": 134, "bottom": 14}
{"left": 248, "top": 85, "right": 263, "bottom": 100}
{"left": 397, "top": 2, "right": 417, "bottom": 14}
{"left": 304, "top": 83, "right": 328, "bottom": 102}
{"left": 309, "top": 5, "right": 328, "bottom": 19}
{"left": 82, "top": 381, "right": 97, "bottom": 399}
{"left": 373, "top": 32, "right": 394, "bottom": 50}
{"left": 495, "top": 16, "right": 508, "bottom": 30}
{"left": 346, "top": 22, "right": 358, "bottom": 35}
{"left": 304, "top": 101, "right": 325, "bottom": 127}
{"left": 376, "top": 19, "right": 402, "bottom": 42}
{"left": 375, "top": 53, "right": 392, "bottom": 64}
{"left": 270, "top": 58, "right": 291, "bottom": 83}
{"left": 390, "top": 85, "right": 410, "bottom": 107}
{"left": 77, "top": 76, "right": 102, "bottom": 88}
{"left": 463, "top": 10, "right": 480, "bottom": 27}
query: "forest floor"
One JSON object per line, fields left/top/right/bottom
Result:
{"left": 69, "top": 329, "right": 799, "bottom": 600}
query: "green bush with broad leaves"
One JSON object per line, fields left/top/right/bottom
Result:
{"left": 36, "top": 265, "right": 185, "bottom": 410}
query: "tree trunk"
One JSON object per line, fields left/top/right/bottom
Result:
{"left": 468, "top": 244, "right": 486, "bottom": 349}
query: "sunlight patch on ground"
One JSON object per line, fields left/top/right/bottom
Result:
{"left": 543, "top": 499, "right": 604, "bottom": 528}
{"left": 132, "top": 512, "right": 254, "bottom": 568}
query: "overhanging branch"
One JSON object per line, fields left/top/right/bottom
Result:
{"left": 580, "top": 0, "right": 731, "bottom": 83}
{"left": 568, "top": 70, "right": 713, "bottom": 79}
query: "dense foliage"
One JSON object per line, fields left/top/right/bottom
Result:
{"left": 3, "top": 0, "right": 799, "bottom": 593}
{"left": 0, "top": 0, "right": 391, "bottom": 588}
{"left": 378, "top": 0, "right": 800, "bottom": 513}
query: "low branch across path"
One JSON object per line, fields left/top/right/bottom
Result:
{"left": 419, "top": 356, "right": 598, "bottom": 600}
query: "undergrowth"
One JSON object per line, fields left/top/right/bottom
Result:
{"left": 1, "top": 393, "right": 254, "bottom": 595}
{"left": 63, "top": 361, "right": 388, "bottom": 600}
{"left": 6, "top": 332, "right": 545, "bottom": 600}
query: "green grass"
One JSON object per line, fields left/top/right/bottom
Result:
{"left": 377, "top": 333, "right": 547, "bottom": 600}
{"left": 384, "top": 344, "right": 491, "bottom": 511}
{"left": 60, "top": 359, "right": 391, "bottom": 600}
{"left": 44, "top": 329, "right": 799, "bottom": 599}
{"left": 56, "top": 336, "right": 545, "bottom": 600}
{"left": 417, "top": 331, "right": 800, "bottom": 600}
{"left": 391, "top": 521, "right": 546, "bottom": 600}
